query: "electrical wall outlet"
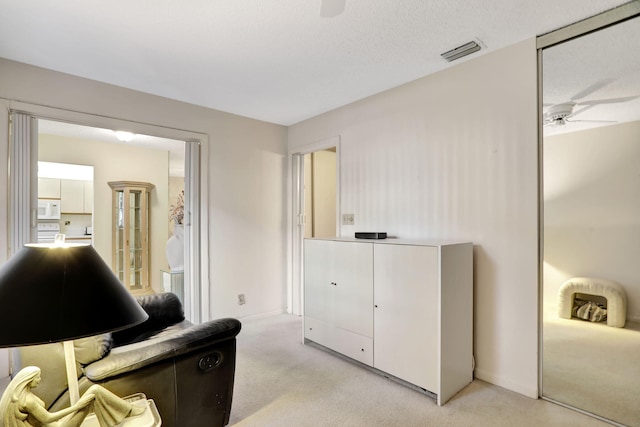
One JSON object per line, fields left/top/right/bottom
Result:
{"left": 238, "top": 294, "right": 246, "bottom": 305}
{"left": 342, "top": 213, "right": 355, "bottom": 225}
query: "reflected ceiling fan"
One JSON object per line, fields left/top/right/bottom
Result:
{"left": 320, "top": 0, "right": 345, "bottom": 18}
{"left": 544, "top": 79, "right": 638, "bottom": 127}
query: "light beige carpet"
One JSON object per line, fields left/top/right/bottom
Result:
{"left": 230, "top": 314, "right": 610, "bottom": 427}
{"left": 543, "top": 313, "right": 640, "bottom": 427}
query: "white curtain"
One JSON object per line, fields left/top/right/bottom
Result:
{"left": 184, "top": 140, "right": 201, "bottom": 323}
{"left": 9, "top": 112, "right": 38, "bottom": 254}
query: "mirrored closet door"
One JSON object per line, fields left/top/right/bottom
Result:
{"left": 541, "top": 7, "right": 640, "bottom": 426}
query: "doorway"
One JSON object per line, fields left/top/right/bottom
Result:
{"left": 290, "top": 137, "right": 339, "bottom": 315}
{"left": 304, "top": 148, "right": 337, "bottom": 239}
{"left": 8, "top": 109, "right": 206, "bottom": 323}
{"left": 37, "top": 119, "right": 185, "bottom": 297}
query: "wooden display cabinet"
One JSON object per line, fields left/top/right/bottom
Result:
{"left": 108, "top": 181, "right": 155, "bottom": 294}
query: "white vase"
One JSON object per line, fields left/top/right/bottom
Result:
{"left": 166, "top": 224, "right": 184, "bottom": 272}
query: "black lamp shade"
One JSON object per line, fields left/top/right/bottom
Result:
{"left": 0, "top": 243, "right": 149, "bottom": 347}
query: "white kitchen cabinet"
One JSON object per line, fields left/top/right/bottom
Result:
{"left": 38, "top": 177, "right": 61, "bottom": 199}
{"left": 83, "top": 180, "right": 93, "bottom": 213}
{"left": 303, "top": 237, "right": 473, "bottom": 406}
{"left": 60, "top": 179, "right": 84, "bottom": 213}
{"left": 60, "top": 179, "right": 93, "bottom": 214}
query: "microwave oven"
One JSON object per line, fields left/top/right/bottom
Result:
{"left": 37, "top": 199, "right": 61, "bottom": 220}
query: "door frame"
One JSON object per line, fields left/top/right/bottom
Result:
{"left": 287, "top": 135, "right": 340, "bottom": 316}
{"left": 3, "top": 99, "right": 209, "bottom": 324}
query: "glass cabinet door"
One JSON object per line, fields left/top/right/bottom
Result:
{"left": 109, "top": 181, "right": 154, "bottom": 294}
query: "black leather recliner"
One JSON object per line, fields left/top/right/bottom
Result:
{"left": 10, "top": 292, "right": 241, "bottom": 427}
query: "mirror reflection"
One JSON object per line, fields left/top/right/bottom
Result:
{"left": 542, "top": 16, "right": 640, "bottom": 426}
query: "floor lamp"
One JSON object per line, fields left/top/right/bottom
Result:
{"left": 0, "top": 240, "right": 149, "bottom": 405}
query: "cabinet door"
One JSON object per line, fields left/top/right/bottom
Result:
{"left": 83, "top": 180, "right": 93, "bottom": 213}
{"left": 304, "top": 239, "right": 334, "bottom": 323}
{"left": 60, "top": 179, "right": 84, "bottom": 213}
{"left": 332, "top": 241, "right": 373, "bottom": 337}
{"left": 38, "top": 178, "right": 60, "bottom": 199}
{"left": 304, "top": 239, "right": 373, "bottom": 337}
{"left": 374, "top": 244, "right": 439, "bottom": 392}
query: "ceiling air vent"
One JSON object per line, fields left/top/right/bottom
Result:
{"left": 441, "top": 41, "right": 481, "bottom": 62}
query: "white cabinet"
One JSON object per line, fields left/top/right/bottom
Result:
{"left": 60, "top": 179, "right": 93, "bottom": 214}
{"left": 304, "top": 239, "right": 373, "bottom": 365}
{"left": 60, "top": 179, "right": 84, "bottom": 213}
{"left": 304, "top": 238, "right": 473, "bottom": 406}
{"left": 38, "top": 177, "right": 61, "bottom": 199}
{"left": 83, "top": 180, "right": 93, "bottom": 213}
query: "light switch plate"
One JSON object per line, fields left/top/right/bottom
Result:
{"left": 342, "top": 213, "right": 355, "bottom": 225}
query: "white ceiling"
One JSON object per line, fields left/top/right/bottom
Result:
{"left": 0, "top": 0, "right": 633, "bottom": 126}
{"left": 38, "top": 119, "right": 186, "bottom": 177}
{"left": 542, "top": 14, "right": 640, "bottom": 136}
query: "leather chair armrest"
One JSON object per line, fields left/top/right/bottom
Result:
{"left": 84, "top": 318, "right": 241, "bottom": 381}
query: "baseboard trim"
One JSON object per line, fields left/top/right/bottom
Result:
{"left": 237, "top": 309, "right": 287, "bottom": 322}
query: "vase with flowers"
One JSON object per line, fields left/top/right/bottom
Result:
{"left": 166, "top": 190, "right": 185, "bottom": 271}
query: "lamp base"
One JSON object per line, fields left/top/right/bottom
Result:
{"left": 80, "top": 395, "right": 161, "bottom": 427}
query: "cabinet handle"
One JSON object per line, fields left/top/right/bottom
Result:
{"left": 330, "top": 282, "right": 337, "bottom": 286}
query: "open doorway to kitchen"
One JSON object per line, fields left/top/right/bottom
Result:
{"left": 36, "top": 119, "right": 186, "bottom": 300}
{"left": 8, "top": 111, "right": 205, "bottom": 323}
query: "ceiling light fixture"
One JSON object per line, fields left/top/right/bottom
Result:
{"left": 114, "top": 130, "right": 135, "bottom": 142}
{"left": 441, "top": 41, "right": 481, "bottom": 62}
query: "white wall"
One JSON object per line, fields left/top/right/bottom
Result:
{"left": 543, "top": 121, "right": 640, "bottom": 320}
{"left": 39, "top": 133, "right": 170, "bottom": 293}
{"left": 0, "top": 57, "right": 288, "bottom": 323}
{"left": 288, "top": 39, "right": 540, "bottom": 397}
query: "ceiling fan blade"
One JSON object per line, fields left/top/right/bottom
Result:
{"left": 570, "top": 79, "right": 615, "bottom": 101}
{"left": 570, "top": 104, "right": 595, "bottom": 117}
{"left": 565, "top": 119, "right": 617, "bottom": 123}
{"left": 577, "top": 95, "right": 639, "bottom": 106}
{"left": 320, "top": 0, "right": 345, "bottom": 18}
